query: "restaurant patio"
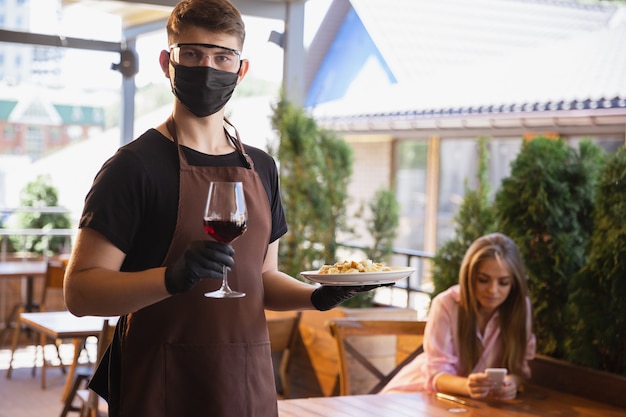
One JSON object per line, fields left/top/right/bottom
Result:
{"left": 2, "top": 0, "right": 626, "bottom": 416}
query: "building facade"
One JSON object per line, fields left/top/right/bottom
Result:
{"left": 306, "top": 0, "right": 626, "bottom": 254}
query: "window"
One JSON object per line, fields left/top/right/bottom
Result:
{"left": 25, "top": 126, "right": 44, "bottom": 160}
{"left": 487, "top": 137, "right": 523, "bottom": 192}
{"left": 3, "top": 125, "right": 14, "bottom": 140}
{"left": 569, "top": 135, "right": 624, "bottom": 154}
{"left": 49, "top": 127, "right": 61, "bottom": 142}
{"left": 394, "top": 140, "right": 428, "bottom": 251}
{"left": 437, "top": 138, "right": 477, "bottom": 244}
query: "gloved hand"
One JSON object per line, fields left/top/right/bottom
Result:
{"left": 310, "top": 283, "right": 394, "bottom": 311}
{"left": 165, "top": 240, "right": 235, "bottom": 295}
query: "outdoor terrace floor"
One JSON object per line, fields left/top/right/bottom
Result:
{"left": 0, "top": 340, "right": 96, "bottom": 417}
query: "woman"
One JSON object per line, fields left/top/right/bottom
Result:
{"left": 381, "top": 233, "right": 536, "bottom": 400}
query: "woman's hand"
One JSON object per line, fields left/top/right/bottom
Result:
{"left": 488, "top": 375, "right": 517, "bottom": 400}
{"left": 467, "top": 372, "right": 518, "bottom": 400}
{"left": 466, "top": 372, "right": 493, "bottom": 398}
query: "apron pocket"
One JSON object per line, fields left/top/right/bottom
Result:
{"left": 164, "top": 342, "right": 277, "bottom": 417}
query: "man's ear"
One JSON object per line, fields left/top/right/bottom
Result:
{"left": 236, "top": 59, "right": 249, "bottom": 84}
{"left": 159, "top": 50, "right": 172, "bottom": 79}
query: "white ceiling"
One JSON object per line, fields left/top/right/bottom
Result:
{"left": 59, "top": 0, "right": 307, "bottom": 33}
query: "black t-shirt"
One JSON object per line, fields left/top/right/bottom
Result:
{"left": 79, "top": 128, "right": 287, "bottom": 272}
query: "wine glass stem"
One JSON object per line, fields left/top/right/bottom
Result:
{"left": 220, "top": 264, "right": 232, "bottom": 293}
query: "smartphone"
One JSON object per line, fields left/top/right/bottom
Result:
{"left": 485, "top": 368, "right": 507, "bottom": 389}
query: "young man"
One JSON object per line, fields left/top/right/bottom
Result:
{"left": 63, "top": 1, "right": 381, "bottom": 416}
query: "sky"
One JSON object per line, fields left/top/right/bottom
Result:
{"left": 28, "top": 0, "right": 332, "bottom": 90}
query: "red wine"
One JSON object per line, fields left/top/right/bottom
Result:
{"left": 203, "top": 219, "right": 247, "bottom": 243}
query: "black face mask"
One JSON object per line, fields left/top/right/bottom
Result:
{"left": 170, "top": 62, "right": 239, "bottom": 117}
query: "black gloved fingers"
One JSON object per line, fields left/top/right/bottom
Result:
{"left": 310, "top": 283, "right": 395, "bottom": 311}
{"left": 186, "top": 241, "right": 235, "bottom": 271}
{"left": 311, "top": 285, "right": 358, "bottom": 311}
{"left": 202, "top": 240, "right": 235, "bottom": 259}
{"left": 164, "top": 240, "right": 235, "bottom": 295}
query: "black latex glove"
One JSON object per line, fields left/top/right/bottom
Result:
{"left": 311, "top": 283, "right": 394, "bottom": 311}
{"left": 164, "top": 240, "right": 235, "bottom": 295}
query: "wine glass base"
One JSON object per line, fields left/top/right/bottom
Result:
{"left": 204, "top": 290, "right": 246, "bottom": 298}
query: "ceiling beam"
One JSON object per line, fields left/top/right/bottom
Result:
{"left": 0, "top": 29, "right": 121, "bottom": 52}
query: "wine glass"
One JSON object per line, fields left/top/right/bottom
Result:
{"left": 202, "top": 181, "right": 248, "bottom": 298}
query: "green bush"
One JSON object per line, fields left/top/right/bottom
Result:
{"left": 270, "top": 97, "right": 353, "bottom": 278}
{"left": 270, "top": 97, "right": 399, "bottom": 308}
{"left": 495, "top": 137, "right": 604, "bottom": 357}
{"left": 566, "top": 145, "right": 626, "bottom": 375}
{"left": 347, "top": 187, "right": 400, "bottom": 307}
{"left": 9, "top": 175, "right": 71, "bottom": 256}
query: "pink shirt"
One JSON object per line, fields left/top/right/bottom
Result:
{"left": 381, "top": 285, "right": 536, "bottom": 394}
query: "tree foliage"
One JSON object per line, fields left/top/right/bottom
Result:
{"left": 495, "top": 136, "right": 604, "bottom": 357}
{"left": 566, "top": 145, "right": 626, "bottom": 375}
{"left": 269, "top": 97, "right": 353, "bottom": 278}
{"left": 348, "top": 187, "right": 400, "bottom": 307}
{"left": 10, "top": 174, "right": 71, "bottom": 255}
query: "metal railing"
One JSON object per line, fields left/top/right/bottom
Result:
{"left": 0, "top": 229, "right": 74, "bottom": 261}
{"left": 0, "top": 210, "right": 436, "bottom": 311}
{"left": 0, "top": 207, "right": 75, "bottom": 261}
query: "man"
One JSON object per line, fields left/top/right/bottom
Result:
{"left": 64, "top": 1, "right": 381, "bottom": 416}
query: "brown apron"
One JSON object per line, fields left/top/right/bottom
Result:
{"left": 97, "top": 117, "right": 277, "bottom": 417}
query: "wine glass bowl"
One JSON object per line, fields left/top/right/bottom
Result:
{"left": 203, "top": 181, "right": 247, "bottom": 298}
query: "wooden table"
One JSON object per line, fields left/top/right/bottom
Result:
{"left": 278, "top": 386, "right": 626, "bottom": 417}
{"left": 18, "top": 311, "right": 116, "bottom": 402}
{"left": 0, "top": 261, "right": 48, "bottom": 344}
{"left": 0, "top": 261, "right": 47, "bottom": 311}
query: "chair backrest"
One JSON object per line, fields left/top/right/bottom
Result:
{"left": 267, "top": 311, "right": 302, "bottom": 353}
{"left": 96, "top": 319, "right": 116, "bottom": 364}
{"left": 266, "top": 310, "right": 302, "bottom": 399}
{"left": 84, "top": 319, "right": 116, "bottom": 416}
{"left": 40, "top": 259, "right": 67, "bottom": 310}
{"left": 328, "top": 318, "right": 427, "bottom": 396}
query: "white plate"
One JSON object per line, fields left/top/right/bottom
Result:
{"left": 300, "top": 266, "right": 415, "bottom": 286}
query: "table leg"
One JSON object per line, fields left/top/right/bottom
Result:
{"left": 40, "top": 331, "right": 47, "bottom": 390}
{"left": 1, "top": 275, "right": 39, "bottom": 345}
{"left": 61, "top": 338, "right": 83, "bottom": 402}
{"left": 24, "top": 276, "right": 39, "bottom": 312}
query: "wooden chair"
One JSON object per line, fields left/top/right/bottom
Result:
{"left": 60, "top": 318, "right": 115, "bottom": 417}
{"left": 266, "top": 310, "right": 302, "bottom": 399}
{"left": 5, "top": 259, "right": 86, "bottom": 387}
{"left": 328, "top": 318, "right": 426, "bottom": 396}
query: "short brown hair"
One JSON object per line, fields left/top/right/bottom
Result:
{"left": 167, "top": 0, "right": 246, "bottom": 48}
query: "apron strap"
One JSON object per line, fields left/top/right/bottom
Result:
{"left": 165, "top": 115, "right": 253, "bottom": 170}
{"left": 224, "top": 116, "right": 254, "bottom": 170}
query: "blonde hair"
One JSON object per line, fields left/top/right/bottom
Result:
{"left": 457, "top": 233, "right": 530, "bottom": 375}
